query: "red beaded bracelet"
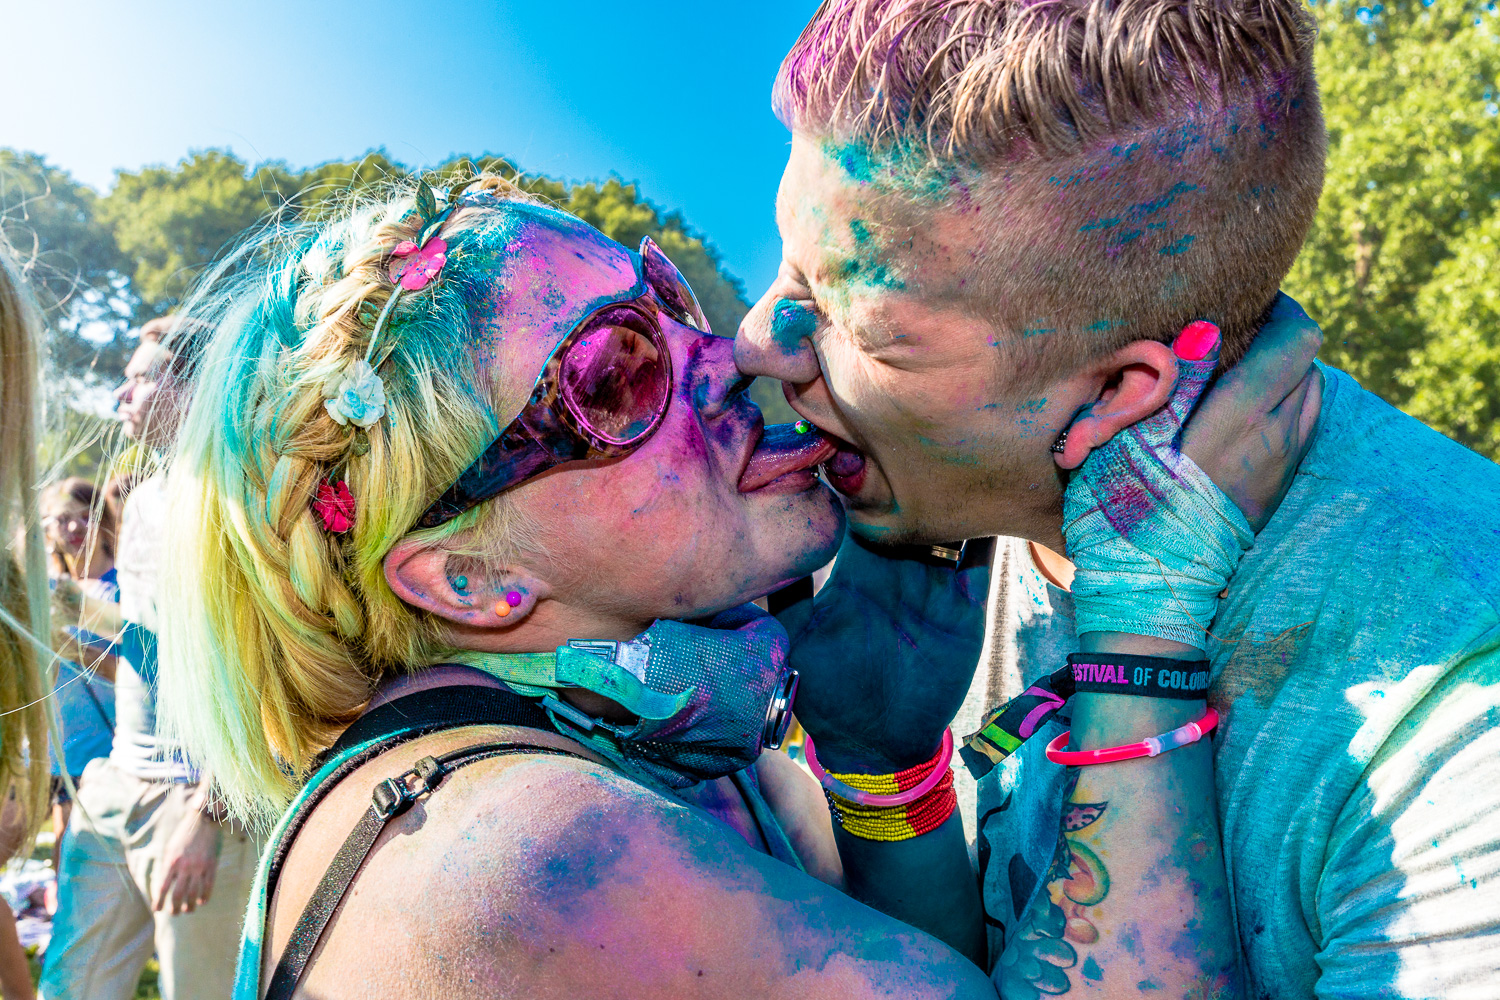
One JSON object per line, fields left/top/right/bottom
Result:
{"left": 1045, "top": 707, "right": 1219, "bottom": 766}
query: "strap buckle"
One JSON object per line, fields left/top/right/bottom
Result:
{"left": 370, "top": 755, "right": 447, "bottom": 821}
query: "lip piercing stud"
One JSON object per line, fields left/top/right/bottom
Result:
{"left": 1050, "top": 429, "right": 1069, "bottom": 455}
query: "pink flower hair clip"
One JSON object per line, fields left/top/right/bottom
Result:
{"left": 388, "top": 237, "right": 448, "bottom": 291}
{"left": 363, "top": 180, "right": 458, "bottom": 368}
{"left": 313, "top": 480, "right": 356, "bottom": 534}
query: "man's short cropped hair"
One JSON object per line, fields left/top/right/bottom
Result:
{"left": 774, "top": 0, "right": 1327, "bottom": 370}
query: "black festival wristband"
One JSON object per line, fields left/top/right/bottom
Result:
{"left": 1066, "top": 653, "right": 1210, "bottom": 700}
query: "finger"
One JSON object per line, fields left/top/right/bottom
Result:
{"left": 200, "top": 866, "right": 218, "bottom": 905}
{"left": 153, "top": 872, "right": 173, "bottom": 912}
{"left": 173, "top": 876, "right": 192, "bottom": 915}
{"left": 1218, "top": 293, "right": 1323, "bottom": 411}
{"left": 1162, "top": 321, "right": 1222, "bottom": 428}
{"left": 184, "top": 872, "right": 208, "bottom": 913}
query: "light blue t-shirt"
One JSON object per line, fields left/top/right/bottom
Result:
{"left": 977, "top": 366, "right": 1500, "bottom": 999}
{"left": 50, "top": 660, "right": 115, "bottom": 779}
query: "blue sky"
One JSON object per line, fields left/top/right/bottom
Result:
{"left": 1, "top": 0, "right": 821, "bottom": 299}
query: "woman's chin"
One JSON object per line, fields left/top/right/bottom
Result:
{"left": 754, "top": 493, "right": 846, "bottom": 597}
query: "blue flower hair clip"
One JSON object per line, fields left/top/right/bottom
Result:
{"left": 323, "top": 181, "right": 457, "bottom": 432}
{"left": 323, "top": 359, "right": 387, "bottom": 428}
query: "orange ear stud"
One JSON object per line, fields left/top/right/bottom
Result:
{"left": 494, "top": 591, "right": 524, "bottom": 619}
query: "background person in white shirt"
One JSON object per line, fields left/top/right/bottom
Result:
{"left": 41, "top": 318, "right": 260, "bottom": 1000}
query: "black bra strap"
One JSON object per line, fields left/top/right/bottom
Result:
{"left": 264, "top": 738, "right": 589, "bottom": 1000}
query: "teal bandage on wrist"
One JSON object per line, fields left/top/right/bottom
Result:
{"left": 1062, "top": 327, "right": 1254, "bottom": 650}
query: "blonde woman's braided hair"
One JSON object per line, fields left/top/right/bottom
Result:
{"left": 159, "top": 174, "right": 544, "bottom": 823}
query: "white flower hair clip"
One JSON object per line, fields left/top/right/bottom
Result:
{"left": 323, "top": 359, "right": 387, "bottom": 428}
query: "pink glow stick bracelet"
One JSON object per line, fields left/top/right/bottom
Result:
{"left": 802, "top": 730, "right": 954, "bottom": 807}
{"left": 1045, "top": 708, "right": 1219, "bottom": 766}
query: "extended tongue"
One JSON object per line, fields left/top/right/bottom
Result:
{"left": 738, "top": 422, "right": 838, "bottom": 492}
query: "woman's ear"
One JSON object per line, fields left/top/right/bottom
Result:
{"left": 1054, "top": 339, "right": 1179, "bottom": 471}
{"left": 383, "top": 540, "right": 548, "bottom": 629}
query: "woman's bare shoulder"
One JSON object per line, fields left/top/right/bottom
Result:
{"left": 267, "top": 728, "right": 991, "bottom": 1000}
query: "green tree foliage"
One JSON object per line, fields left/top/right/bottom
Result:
{"left": 1287, "top": 0, "right": 1500, "bottom": 453}
{"left": 96, "top": 149, "right": 405, "bottom": 313}
{"left": 92, "top": 149, "right": 754, "bottom": 339}
{"left": 2, "top": 145, "right": 800, "bottom": 423}
{"left": 0, "top": 149, "right": 133, "bottom": 379}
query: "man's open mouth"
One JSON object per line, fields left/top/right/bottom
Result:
{"left": 822, "top": 445, "right": 867, "bottom": 496}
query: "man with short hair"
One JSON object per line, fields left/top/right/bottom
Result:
{"left": 739, "top": 2, "right": 1500, "bottom": 997}
{"left": 42, "top": 317, "right": 260, "bottom": 1000}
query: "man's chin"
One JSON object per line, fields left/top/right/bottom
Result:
{"left": 846, "top": 512, "right": 930, "bottom": 547}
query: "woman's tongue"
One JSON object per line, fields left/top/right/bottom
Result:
{"left": 737, "top": 423, "right": 838, "bottom": 492}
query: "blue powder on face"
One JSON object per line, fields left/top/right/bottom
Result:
{"left": 770, "top": 299, "right": 817, "bottom": 354}
{"left": 1082, "top": 956, "right": 1104, "bottom": 981}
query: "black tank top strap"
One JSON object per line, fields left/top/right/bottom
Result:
{"left": 262, "top": 682, "right": 586, "bottom": 1000}
{"left": 264, "top": 683, "right": 556, "bottom": 902}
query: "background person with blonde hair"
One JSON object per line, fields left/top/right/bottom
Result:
{"left": 0, "top": 243, "right": 62, "bottom": 999}
{"left": 39, "top": 316, "right": 259, "bottom": 1000}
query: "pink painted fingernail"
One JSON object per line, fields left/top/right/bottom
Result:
{"left": 1174, "top": 320, "right": 1220, "bottom": 361}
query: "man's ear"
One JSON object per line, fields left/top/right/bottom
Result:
{"left": 1054, "top": 340, "right": 1179, "bottom": 471}
{"left": 383, "top": 539, "right": 548, "bottom": 629}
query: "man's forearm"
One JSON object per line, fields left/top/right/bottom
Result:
{"left": 998, "top": 636, "right": 1240, "bottom": 999}
{"left": 835, "top": 811, "right": 988, "bottom": 967}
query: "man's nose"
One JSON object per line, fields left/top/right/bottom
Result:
{"left": 733, "top": 293, "right": 822, "bottom": 386}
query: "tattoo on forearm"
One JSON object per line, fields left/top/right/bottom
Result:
{"left": 996, "top": 795, "right": 1111, "bottom": 999}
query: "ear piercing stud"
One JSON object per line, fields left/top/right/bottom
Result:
{"left": 452, "top": 575, "right": 468, "bottom": 592}
{"left": 794, "top": 420, "right": 812, "bottom": 435}
{"left": 1050, "top": 429, "right": 1069, "bottom": 455}
{"left": 494, "top": 590, "right": 524, "bottom": 619}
